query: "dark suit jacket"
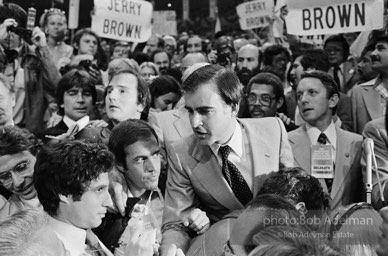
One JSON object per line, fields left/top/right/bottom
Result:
{"left": 160, "top": 118, "right": 294, "bottom": 255}
{"left": 288, "top": 125, "right": 363, "bottom": 210}
{"left": 36, "top": 120, "right": 68, "bottom": 140}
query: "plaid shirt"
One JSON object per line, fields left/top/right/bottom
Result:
{"left": 374, "top": 82, "right": 388, "bottom": 115}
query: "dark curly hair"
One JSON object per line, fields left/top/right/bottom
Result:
{"left": 258, "top": 167, "right": 329, "bottom": 211}
{"left": 0, "top": 126, "right": 41, "bottom": 156}
{"left": 33, "top": 140, "right": 114, "bottom": 216}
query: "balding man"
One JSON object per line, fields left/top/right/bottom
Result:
{"left": 233, "top": 38, "right": 249, "bottom": 52}
{"left": 180, "top": 52, "right": 209, "bottom": 79}
{"left": 235, "top": 44, "right": 261, "bottom": 86}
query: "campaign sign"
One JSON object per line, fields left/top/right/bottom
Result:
{"left": 92, "top": 0, "right": 153, "bottom": 42}
{"left": 236, "top": 0, "right": 274, "bottom": 30}
{"left": 286, "top": 0, "right": 384, "bottom": 35}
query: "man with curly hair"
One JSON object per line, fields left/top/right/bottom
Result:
{"left": 33, "top": 140, "right": 116, "bottom": 255}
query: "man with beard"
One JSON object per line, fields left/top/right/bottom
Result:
{"left": 0, "top": 126, "right": 42, "bottom": 219}
{"left": 235, "top": 44, "right": 261, "bottom": 87}
{"left": 152, "top": 49, "right": 171, "bottom": 75}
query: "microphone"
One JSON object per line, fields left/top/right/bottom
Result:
{"left": 364, "top": 138, "right": 374, "bottom": 204}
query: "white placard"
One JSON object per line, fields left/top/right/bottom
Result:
{"left": 285, "top": 0, "right": 384, "bottom": 36}
{"left": 152, "top": 10, "right": 177, "bottom": 36}
{"left": 92, "top": 0, "right": 153, "bottom": 42}
{"left": 236, "top": 0, "right": 274, "bottom": 30}
{"left": 68, "top": 0, "right": 80, "bottom": 29}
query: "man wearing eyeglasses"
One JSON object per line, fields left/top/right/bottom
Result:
{"left": 244, "top": 72, "right": 298, "bottom": 131}
{"left": 323, "top": 34, "right": 357, "bottom": 94}
{"left": 0, "top": 126, "right": 41, "bottom": 220}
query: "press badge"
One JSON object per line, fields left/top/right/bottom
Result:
{"left": 311, "top": 145, "right": 334, "bottom": 179}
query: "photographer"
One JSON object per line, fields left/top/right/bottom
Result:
{"left": 0, "top": 3, "right": 60, "bottom": 133}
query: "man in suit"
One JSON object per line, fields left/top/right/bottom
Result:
{"left": 288, "top": 71, "right": 363, "bottom": 210}
{"left": 160, "top": 65, "right": 294, "bottom": 255}
{"left": 324, "top": 34, "right": 357, "bottom": 94}
{"left": 361, "top": 112, "right": 388, "bottom": 210}
{"left": 351, "top": 35, "right": 388, "bottom": 134}
{"left": 38, "top": 69, "right": 96, "bottom": 140}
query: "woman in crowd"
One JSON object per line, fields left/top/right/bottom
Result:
{"left": 149, "top": 75, "right": 181, "bottom": 112}
{"left": 39, "top": 8, "right": 72, "bottom": 68}
{"left": 139, "top": 61, "right": 159, "bottom": 84}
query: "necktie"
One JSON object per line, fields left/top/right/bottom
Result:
{"left": 219, "top": 145, "right": 253, "bottom": 205}
{"left": 317, "top": 133, "right": 333, "bottom": 193}
{"left": 333, "top": 66, "right": 341, "bottom": 90}
{"left": 317, "top": 133, "right": 328, "bottom": 145}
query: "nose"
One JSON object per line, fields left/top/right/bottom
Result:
{"left": 11, "top": 171, "right": 23, "bottom": 187}
{"left": 145, "top": 157, "right": 159, "bottom": 173}
{"left": 102, "top": 189, "right": 114, "bottom": 208}
{"left": 76, "top": 92, "right": 85, "bottom": 103}
{"left": 242, "top": 59, "right": 248, "bottom": 68}
{"left": 299, "top": 92, "right": 308, "bottom": 103}
{"left": 190, "top": 112, "right": 203, "bottom": 128}
{"left": 107, "top": 88, "right": 118, "bottom": 102}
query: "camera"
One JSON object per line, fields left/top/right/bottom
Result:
{"left": 217, "top": 52, "right": 230, "bottom": 67}
{"left": 7, "top": 26, "right": 32, "bottom": 44}
{"left": 79, "top": 60, "right": 99, "bottom": 71}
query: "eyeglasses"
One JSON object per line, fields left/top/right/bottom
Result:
{"left": 0, "top": 159, "right": 31, "bottom": 186}
{"left": 324, "top": 47, "right": 343, "bottom": 53}
{"left": 246, "top": 93, "right": 276, "bottom": 107}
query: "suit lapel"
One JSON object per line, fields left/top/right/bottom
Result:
{"left": 331, "top": 127, "right": 351, "bottom": 202}
{"left": 240, "top": 119, "right": 273, "bottom": 196}
{"left": 191, "top": 139, "right": 243, "bottom": 210}
{"left": 173, "top": 108, "right": 191, "bottom": 138}
{"left": 289, "top": 126, "right": 312, "bottom": 173}
{"left": 361, "top": 87, "right": 383, "bottom": 120}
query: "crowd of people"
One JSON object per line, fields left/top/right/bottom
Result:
{"left": 1, "top": 2, "right": 388, "bottom": 256}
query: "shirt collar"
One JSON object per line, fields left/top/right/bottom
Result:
{"left": 210, "top": 119, "right": 243, "bottom": 158}
{"left": 63, "top": 115, "right": 90, "bottom": 129}
{"left": 306, "top": 121, "right": 336, "bottom": 149}
{"left": 49, "top": 216, "right": 87, "bottom": 255}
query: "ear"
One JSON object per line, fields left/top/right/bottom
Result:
{"left": 231, "top": 103, "right": 239, "bottom": 117}
{"left": 59, "top": 194, "right": 71, "bottom": 204}
{"left": 295, "top": 202, "right": 307, "bottom": 215}
{"left": 136, "top": 103, "right": 145, "bottom": 113}
{"left": 328, "top": 93, "right": 339, "bottom": 110}
{"left": 276, "top": 97, "right": 284, "bottom": 110}
{"left": 10, "top": 92, "right": 15, "bottom": 108}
